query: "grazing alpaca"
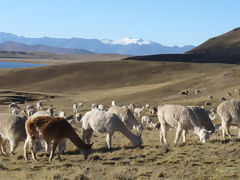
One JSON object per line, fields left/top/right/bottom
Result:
{"left": 108, "top": 106, "right": 143, "bottom": 131}
{"left": 82, "top": 109, "right": 142, "bottom": 149}
{"left": 157, "top": 104, "right": 210, "bottom": 145}
{"left": 0, "top": 113, "right": 43, "bottom": 155}
{"left": 24, "top": 116, "right": 92, "bottom": 162}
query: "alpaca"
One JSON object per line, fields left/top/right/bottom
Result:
{"left": 128, "top": 103, "right": 136, "bottom": 112}
{"left": 108, "top": 106, "right": 143, "bottom": 131}
{"left": 134, "top": 106, "right": 145, "bottom": 119}
{"left": 9, "top": 103, "right": 20, "bottom": 110}
{"left": 217, "top": 100, "right": 240, "bottom": 139}
{"left": 112, "top": 100, "right": 116, "bottom": 107}
{"left": 73, "top": 103, "right": 78, "bottom": 113}
{"left": 82, "top": 109, "right": 142, "bottom": 149}
{"left": 0, "top": 113, "right": 43, "bottom": 155}
{"left": 158, "top": 104, "right": 210, "bottom": 144}
{"left": 36, "top": 102, "right": 43, "bottom": 110}
{"left": 24, "top": 116, "right": 92, "bottom": 162}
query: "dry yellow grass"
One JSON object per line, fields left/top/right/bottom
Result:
{"left": 0, "top": 60, "right": 240, "bottom": 179}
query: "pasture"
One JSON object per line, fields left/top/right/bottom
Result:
{"left": 0, "top": 60, "right": 240, "bottom": 179}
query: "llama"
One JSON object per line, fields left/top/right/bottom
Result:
{"left": 141, "top": 115, "right": 159, "bottom": 129}
{"left": 157, "top": 104, "right": 210, "bottom": 145}
{"left": 81, "top": 109, "right": 142, "bottom": 149}
{"left": 24, "top": 116, "right": 92, "bottom": 162}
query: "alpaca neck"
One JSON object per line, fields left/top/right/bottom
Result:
{"left": 67, "top": 126, "right": 90, "bottom": 151}
{"left": 118, "top": 123, "right": 141, "bottom": 146}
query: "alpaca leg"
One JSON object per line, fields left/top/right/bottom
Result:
{"left": 58, "top": 138, "right": 66, "bottom": 154}
{"left": 238, "top": 128, "right": 240, "bottom": 138}
{"left": 45, "top": 141, "right": 51, "bottom": 153}
{"left": 24, "top": 136, "right": 30, "bottom": 160}
{"left": 161, "top": 124, "right": 168, "bottom": 145}
{"left": 49, "top": 139, "right": 60, "bottom": 162}
{"left": 174, "top": 123, "right": 182, "bottom": 145}
{"left": 30, "top": 138, "right": 38, "bottom": 161}
{"left": 182, "top": 130, "right": 187, "bottom": 143}
{"left": 82, "top": 129, "right": 93, "bottom": 144}
{"left": 0, "top": 137, "right": 6, "bottom": 155}
{"left": 159, "top": 130, "right": 163, "bottom": 144}
{"left": 225, "top": 121, "right": 232, "bottom": 139}
{"left": 221, "top": 119, "right": 227, "bottom": 140}
{"left": 105, "top": 132, "right": 113, "bottom": 149}
{"left": 10, "top": 140, "right": 18, "bottom": 155}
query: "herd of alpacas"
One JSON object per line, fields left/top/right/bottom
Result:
{"left": 0, "top": 94, "right": 240, "bottom": 162}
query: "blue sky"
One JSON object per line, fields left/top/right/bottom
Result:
{"left": 0, "top": 0, "right": 239, "bottom": 46}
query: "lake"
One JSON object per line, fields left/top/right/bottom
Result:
{"left": 0, "top": 62, "right": 46, "bottom": 69}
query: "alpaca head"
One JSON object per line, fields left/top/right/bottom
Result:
{"left": 81, "top": 143, "right": 93, "bottom": 160}
{"left": 199, "top": 129, "right": 210, "bottom": 143}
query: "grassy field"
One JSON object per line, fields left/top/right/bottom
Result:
{"left": 0, "top": 59, "right": 240, "bottom": 179}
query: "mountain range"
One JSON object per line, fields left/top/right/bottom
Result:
{"left": 0, "top": 41, "right": 93, "bottom": 55}
{"left": 0, "top": 32, "right": 194, "bottom": 55}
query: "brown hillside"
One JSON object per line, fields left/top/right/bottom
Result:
{"left": 186, "top": 27, "right": 240, "bottom": 55}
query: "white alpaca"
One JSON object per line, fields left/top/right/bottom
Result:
{"left": 145, "top": 104, "right": 150, "bottom": 110}
{"left": 98, "top": 104, "right": 106, "bottom": 111}
{"left": 58, "top": 111, "right": 66, "bottom": 118}
{"left": 9, "top": 103, "right": 20, "bottom": 110}
{"left": 36, "top": 102, "right": 43, "bottom": 110}
{"left": 108, "top": 106, "right": 143, "bottom": 131}
{"left": 157, "top": 104, "right": 210, "bottom": 145}
{"left": 112, "top": 101, "right": 116, "bottom": 107}
{"left": 141, "top": 115, "right": 158, "bottom": 129}
{"left": 73, "top": 103, "right": 78, "bottom": 113}
{"left": 82, "top": 109, "right": 142, "bottom": 149}
{"left": 91, "top": 103, "right": 98, "bottom": 109}
{"left": 10, "top": 107, "right": 19, "bottom": 115}
{"left": 75, "top": 113, "right": 82, "bottom": 122}
{"left": 0, "top": 113, "right": 43, "bottom": 155}
{"left": 217, "top": 100, "right": 240, "bottom": 139}
{"left": 128, "top": 103, "right": 136, "bottom": 112}
{"left": 134, "top": 106, "right": 144, "bottom": 119}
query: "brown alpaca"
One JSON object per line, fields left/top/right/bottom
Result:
{"left": 149, "top": 106, "right": 157, "bottom": 116}
{"left": 24, "top": 116, "right": 92, "bottom": 162}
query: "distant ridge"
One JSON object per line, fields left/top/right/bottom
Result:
{"left": 0, "top": 41, "right": 94, "bottom": 55}
{"left": 185, "top": 27, "right": 240, "bottom": 56}
{"left": 0, "top": 32, "right": 194, "bottom": 55}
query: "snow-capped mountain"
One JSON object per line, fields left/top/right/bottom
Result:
{"left": 0, "top": 32, "right": 194, "bottom": 55}
{"left": 101, "top": 37, "right": 152, "bottom": 45}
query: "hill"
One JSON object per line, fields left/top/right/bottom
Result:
{"left": 186, "top": 27, "right": 240, "bottom": 56}
{"left": 0, "top": 32, "right": 194, "bottom": 55}
{"left": 0, "top": 41, "right": 93, "bottom": 55}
